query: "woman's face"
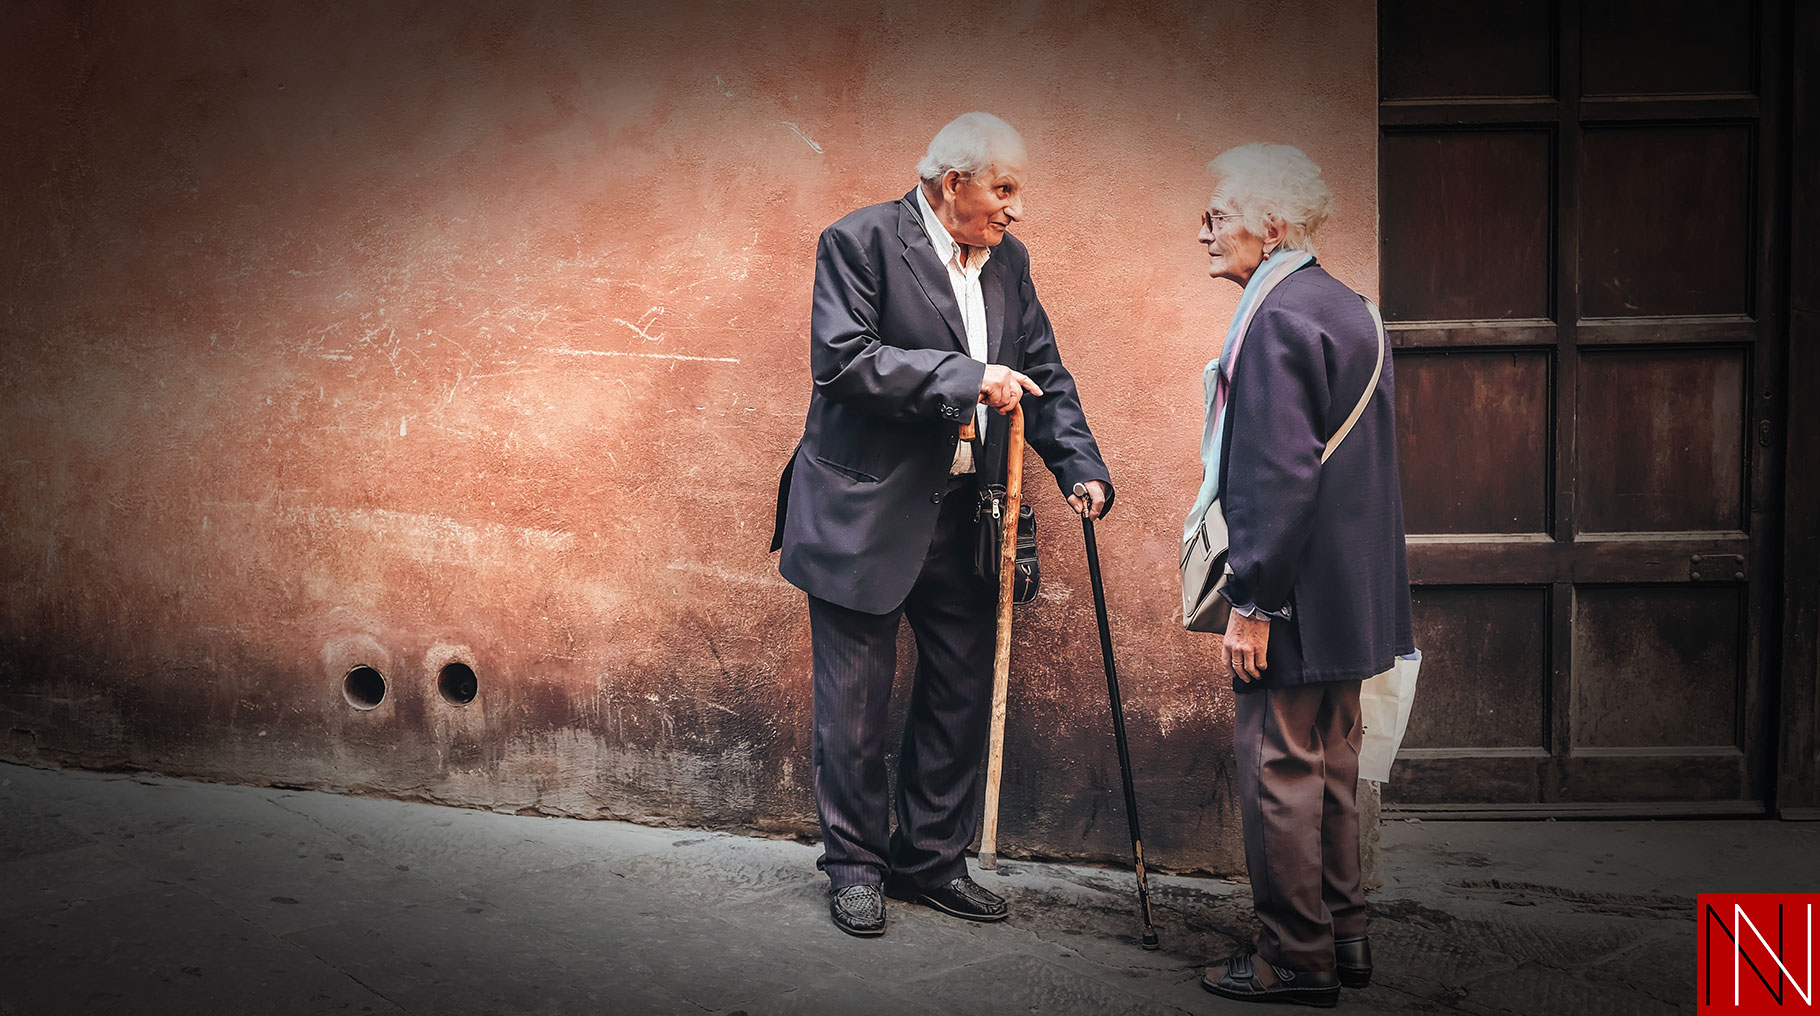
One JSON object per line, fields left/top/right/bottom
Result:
{"left": 1198, "top": 183, "right": 1270, "bottom": 286}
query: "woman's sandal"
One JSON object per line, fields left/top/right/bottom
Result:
{"left": 1201, "top": 949, "right": 1341, "bottom": 1008}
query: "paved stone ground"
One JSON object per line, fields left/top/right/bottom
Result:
{"left": 2, "top": 762, "right": 1814, "bottom": 1014}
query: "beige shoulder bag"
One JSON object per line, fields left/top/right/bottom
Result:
{"left": 1180, "top": 296, "right": 1388, "bottom": 632}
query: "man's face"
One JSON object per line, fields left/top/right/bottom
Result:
{"left": 942, "top": 159, "right": 1026, "bottom": 248}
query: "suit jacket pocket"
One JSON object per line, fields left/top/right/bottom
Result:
{"left": 813, "top": 455, "right": 880, "bottom": 484}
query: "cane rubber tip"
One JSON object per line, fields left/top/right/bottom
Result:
{"left": 978, "top": 851, "right": 997, "bottom": 870}
{"left": 1142, "top": 934, "right": 1160, "bottom": 950}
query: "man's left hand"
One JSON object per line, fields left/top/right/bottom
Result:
{"left": 1067, "top": 480, "right": 1108, "bottom": 520}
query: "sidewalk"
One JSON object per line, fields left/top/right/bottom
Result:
{"left": 2, "top": 762, "right": 1812, "bottom": 1015}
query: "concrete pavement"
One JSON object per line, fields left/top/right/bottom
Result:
{"left": 2, "top": 762, "right": 1813, "bottom": 1014}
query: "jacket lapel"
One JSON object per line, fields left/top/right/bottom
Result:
{"left": 983, "top": 254, "right": 1008, "bottom": 363}
{"left": 896, "top": 191, "right": 968, "bottom": 352}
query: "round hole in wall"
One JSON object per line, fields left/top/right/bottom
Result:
{"left": 343, "top": 666, "right": 387, "bottom": 710}
{"left": 438, "top": 662, "right": 478, "bottom": 705}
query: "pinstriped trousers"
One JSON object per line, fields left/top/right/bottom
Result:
{"left": 808, "top": 480, "right": 996, "bottom": 890}
{"left": 1235, "top": 679, "right": 1367, "bottom": 971}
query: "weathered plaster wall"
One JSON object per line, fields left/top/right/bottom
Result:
{"left": 0, "top": 0, "right": 1376, "bottom": 873}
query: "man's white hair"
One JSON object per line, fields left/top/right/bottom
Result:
{"left": 1207, "top": 143, "right": 1332, "bottom": 255}
{"left": 917, "top": 113, "right": 1025, "bottom": 185}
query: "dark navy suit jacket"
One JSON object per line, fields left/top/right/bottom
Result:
{"left": 1217, "top": 263, "right": 1416, "bottom": 688}
{"left": 772, "top": 189, "right": 1112, "bottom": 614}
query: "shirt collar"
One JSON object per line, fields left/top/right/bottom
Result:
{"left": 914, "top": 185, "right": 989, "bottom": 273}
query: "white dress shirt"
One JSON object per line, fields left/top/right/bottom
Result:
{"left": 913, "top": 186, "right": 990, "bottom": 475}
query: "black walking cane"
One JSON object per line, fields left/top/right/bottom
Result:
{"left": 1073, "top": 482, "right": 1160, "bottom": 950}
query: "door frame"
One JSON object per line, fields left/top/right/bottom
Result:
{"left": 1775, "top": 0, "right": 1820, "bottom": 820}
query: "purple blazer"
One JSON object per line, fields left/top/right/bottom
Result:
{"left": 1217, "top": 262, "right": 1415, "bottom": 689}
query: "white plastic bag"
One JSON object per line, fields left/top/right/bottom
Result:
{"left": 1358, "top": 650, "right": 1421, "bottom": 784}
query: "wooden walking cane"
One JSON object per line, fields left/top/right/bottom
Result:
{"left": 977, "top": 403, "right": 1023, "bottom": 870}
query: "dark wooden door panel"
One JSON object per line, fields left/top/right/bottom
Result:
{"left": 1396, "top": 351, "right": 1552, "bottom": 534}
{"left": 1581, "top": 125, "right": 1754, "bottom": 318}
{"left": 1391, "top": 758, "right": 1546, "bottom": 807}
{"left": 1391, "top": 756, "right": 1754, "bottom": 812}
{"left": 1572, "top": 585, "right": 1745, "bottom": 748}
{"left": 1381, "top": 0, "right": 1553, "bottom": 100}
{"left": 1403, "top": 586, "right": 1550, "bottom": 751}
{"left": 1546, "top": 756, "right": 1752, "bottom": 806}
{"left": 1576, "top": 348, "right": 1749, "bottom": 533}
{"left": 1580, "top": 0, "right": 1757, "bottom": 97}
{"left": 1407, "top": 535, "right": 1751, "bottom": 585}
{"left": 1379, "top": 0, "right": 1783, "bottom": 816}
{"left": 1381, "top": 131, "right": 1553, "bottom": 322}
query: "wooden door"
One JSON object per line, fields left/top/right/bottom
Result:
{"left": 1378, "top": 0, "right": 1789, "bottom": 815}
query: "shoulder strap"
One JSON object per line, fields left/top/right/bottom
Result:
{"left": 1320, "top": 296, "right": 1387, "bottom": 465}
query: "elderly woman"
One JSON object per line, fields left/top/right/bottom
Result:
{"left": 1186, "top": 143, "right": 1414, "bottom": 1006}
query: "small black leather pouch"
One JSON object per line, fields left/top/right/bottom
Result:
{"left": 972, "top": 484, "right": 1039, "bottom": 604}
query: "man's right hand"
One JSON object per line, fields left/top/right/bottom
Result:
{"left": 979, "top": 364, "right": 1043, "bottom": 413}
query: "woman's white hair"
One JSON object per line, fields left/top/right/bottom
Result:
{"left": 917, "top": 113, "right": 1025, "bottom": 185}
{"left": 1207, "top": 143, "right": 1332, "bottom": 254}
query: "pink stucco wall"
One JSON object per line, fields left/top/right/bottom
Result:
{"left": 0, "top": 0, "right": 1376, "bottom": 872}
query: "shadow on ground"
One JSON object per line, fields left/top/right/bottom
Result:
{"left": 2, "top": 763, "right": 1812, "bottom": 1014}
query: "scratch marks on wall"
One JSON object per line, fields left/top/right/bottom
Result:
{"left": 779, "top": 122, "right": 823, "bottom": 154}
{"left": 1151, "top": 697, "right": 1217, "bottom": 740}
{"left": 663, "top": 560, "right": 789, "bottom": 588}
{"left": 460, "top": 367, "right": 542, "bottom": 383}
{"left": 272, "top": 504, "right": 576, "bottom": 564}
{"left": 543, "top": 347, "right": 739, "bottom": 364}
{"left": 612, "top": 305, "right": 665, "bottom": 342}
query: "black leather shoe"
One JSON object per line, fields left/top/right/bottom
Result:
{"left": 829, "top": 884, "right": 885, "bottom": 936}
{"left": 1335, "top": 936, "right": 1372, "bottom": 988}
{"left": 893, "top": 875, "right": 1009, "bottom": 922}
{"left": 1202, "top": 951, "right": 1339, "bottom": 1008}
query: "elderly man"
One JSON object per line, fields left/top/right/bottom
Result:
{"left": 770, "top": 112, "right": 1113, "bottom": 936}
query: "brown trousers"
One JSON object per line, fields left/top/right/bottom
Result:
{"left": 1234, "top": 679, "right": 1366, "bottom": 971}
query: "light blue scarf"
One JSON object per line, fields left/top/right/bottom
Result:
{"left": 1183, "top": 249, "right": 1314, "bottom": 541}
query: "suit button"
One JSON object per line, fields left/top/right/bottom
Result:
{"left": 930, "top": 492, "right": 943, "bottom": 504}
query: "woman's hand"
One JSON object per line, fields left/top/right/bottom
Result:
{"left": 1222, "top": 611, "right": 1271, "bottom": 682}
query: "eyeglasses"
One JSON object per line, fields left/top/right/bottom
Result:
{"left": 1201, "top": 211, "right": 1244, "bottom": 231}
